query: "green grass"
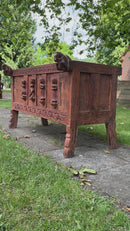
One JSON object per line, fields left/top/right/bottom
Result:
{"left": 2, "top": 89, "right": 11, "bottom": 92}
{"left": 79, "top": 107, "right": 130, "bottom": 146}
{"left": 0, "top": 100, "right": 129, "bottom": 145}
{"left": 0, "top": 100, "right": 11, "bottom": 108}
{"left": 0, "top": 130, "right": 129, "bottom": 231}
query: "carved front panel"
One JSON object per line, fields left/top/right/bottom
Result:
{"left": 37, "top": 74, "right": 46, "bottom": 107}
{"left": 12, "top": 71, "right": 71, "bottom": 125}
{"left": 13, "top": 76, "right": 28, "bottom": 105}
{"left": 46, "top": 73, "right": 71, "bottom": 113}
{"left": 28, "top": 75, "right": 36, "bottom": 106}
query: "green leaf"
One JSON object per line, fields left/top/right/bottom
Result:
{"left": 79, "top": 167, "right": 97, "bottom": 175}
{"left": 68, "top": 167, "right": 79, "bottom": 176}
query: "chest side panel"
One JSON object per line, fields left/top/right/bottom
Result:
{"left": 79, "top": 71, "right": 116, "bottom": 125}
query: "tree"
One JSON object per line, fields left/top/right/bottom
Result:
{"left": 85, "top": 0, "right": 130, "bottom": 65}
{"left": 34, "top": 41, "right": 74, "bottom": 66}
{"left": 1, "top": 0, "right": 129, "bottom": 68}
{"left": 0, "top": 1, "right": 36, "bottom": 86}
{"left": 0, "top": 2, "right": 36, "bottom": 69}
{"left": 22, "top": 0, "right": 130, "bottom": 65}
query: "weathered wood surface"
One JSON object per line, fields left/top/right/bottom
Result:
{"left": 2, "top": 53, "right": 121, "bottom": 158}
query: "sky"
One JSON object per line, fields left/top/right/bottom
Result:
{"left": 32, "top": 2, "right": 88, "bottom": 59}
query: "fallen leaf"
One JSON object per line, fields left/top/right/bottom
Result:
{"left": 120, "top": 122, "right": 124, "bottom": 125}
{"left": 79, "top": 174, "right": 88, "bottom": 179}
{"left": 79, "top": 167, "right": 97, "bottom": 175}
{"left": 81, "top": 178, "right": 91, "bottom": 182}
{"left": 3, "top": 134, "right": 10, "bottom": 139}
{"left": 104, "top": 150, "right": 110, "bottom": 154}
{"left": 24, "top": 135, "right": 30, "bottom": 138}
{"left": 80, "top": 182, "right": 85, "bottom": 186}
{"left": 55, "top": 165, "right": 58, "bottom": 171}
{"left": 84, "top": 182, "right": 92, "bottom": 186}
{"left": 79, "top": 154, "right": 83, "bottom": 157}
{"left": 125, "top": 208, "right": 130, "bottom": 212}
{"left": 68, "top": 167, "right": 79, "bottom": 176}
{"left": 79, "top": 166, "right": 88, "bottom": 175}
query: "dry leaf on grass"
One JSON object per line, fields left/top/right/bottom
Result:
{"left": 125, "top": 207, "right": 130, "bottom": 212}
{"left": 23, "top": 135, "right": 30, "bottom": 138}
{"left": 3, "top": 134, "right": 10, "bottom": 139}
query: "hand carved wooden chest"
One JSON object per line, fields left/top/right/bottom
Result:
{"left": 2, "top": 52, "right": 121, "bottom": 158}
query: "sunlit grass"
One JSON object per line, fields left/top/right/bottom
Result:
{"left": 0, "top": 100, "right": 11, "bottom": 108}
{"left": 0, "top": 131, "right": 129, "bottom": 230}
{"left": 79, "top": 107, "right": 130, "bottom": 146}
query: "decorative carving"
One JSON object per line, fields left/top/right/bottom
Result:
{"left": 51, "top": 78, "right": 58, "bottom": 108}
{"left": 29, "top": 78, "right": 35, "bottom": 101}
{"left": 9, "top": 54, "right": 119, "bottom": 158}
{"left": 1, "top": 64, "right": 13, "bottom": 76}
{"left": 21, "top": 80, "right": 27, "bottom": 100}
{"left": 105, "top": 120, "right": 117, "bottom": 149}
{"left": 63, "top": 124, "right": 78, "bottom": 158}
{"left": 40, "top": 78, "right": 46, "bottom": 105}
{"left": 9, "top": 110, "right": 18, "bottom": 128}
{"left": 54, "top": 52, "right": 72, "bottom": 72}
{"left": 12, "top": 103, "right": 68, "bottom": 124}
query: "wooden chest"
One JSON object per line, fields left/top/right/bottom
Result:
{"left": 2, "top": 52, "right": 121, "bottom": 158}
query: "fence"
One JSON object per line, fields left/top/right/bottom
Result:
{"left": 117, "top": 81, "right": 130, "bottom": 104}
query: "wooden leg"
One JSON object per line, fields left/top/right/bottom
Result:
{"left": 9, "top": 110, "right": 18, "bottom": 128}
{"left": 41, "top": 118, "right": 48, "bottom": 126}
{"left": 105, "top": 120, "right": 117, "bottom": 149}
{"left": 63, "top": 123, "right": 78, "bottom": 158}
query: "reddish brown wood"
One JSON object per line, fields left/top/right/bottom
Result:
{"left": 1, "top": 54, "right": 121, "bottom": 158}
{"left": 2, "top": 64, "right": 13, "bottom": 76}
{"left": 64, "top": 123, "right": 78, "bottom": 158}
{"left": 41, "top": 118, "right": 48, "bottom": 126}
{"left": 105, "top": 120, "right": 118, "bottom": 149}
{"left": 0, "top": 74, "right": 2, "bottom": 99}
{"left": 9, "top": 110, "right": 18, "bottom": 128}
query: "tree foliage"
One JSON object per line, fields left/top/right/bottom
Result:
{"left": 1, "top": 0, "right": 129, "bottom": 73}
{"left": 0, "top": 1, "right": 36, "bottom": 69}
{"left": 34, "top": 41, "right": 74, "bottom": 66}
{"left": 22, "top": 0, "right": 130, "bottom": 65}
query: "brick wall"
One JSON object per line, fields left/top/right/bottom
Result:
{"left": 121, "top": 51, "right": 130, "bottom": 81}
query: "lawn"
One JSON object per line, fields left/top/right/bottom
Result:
{"left": 0, "top": 100, "right": 11, "bottom": 108}
{"left": 2, "top": 89, "right": 11, "bottom": 93}
{"left": 0, "top": 131, "right": 129, "bottom": 231}
{"left": 0, "top": 99, "right": 130, "bottom": 145}
{"left": 79, "top": 107, "right": 130, "bottom": 146}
